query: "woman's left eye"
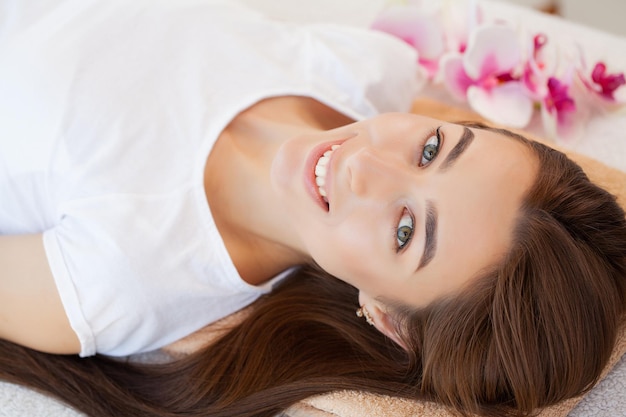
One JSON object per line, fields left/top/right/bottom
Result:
{"left": 420, "top": 127, "right": 442, "bottom": 166}
{"left": 396, "top": 208, "right": 414, "bottom": 252}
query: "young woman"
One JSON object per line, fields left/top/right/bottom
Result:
{"left": 1, "top": 1, "right": 625, "bottom": 416}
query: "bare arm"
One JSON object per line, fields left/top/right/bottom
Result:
{"left": 0, "top": 234, "right": 80, "bottom": 354}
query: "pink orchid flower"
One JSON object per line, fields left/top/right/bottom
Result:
{"left": 371, "top": 0, "right": 481, "bottom": 79}
{"left": 540, "top": 70, "right": 587, "bottom": 140}
{"left": 522, "top": 34, "right": 551, "bottom": 100}
{"left": 440, "top": 24, "right": 533, "bottom": 128}
{"left": 371, "top": 5, "right": 445, "bottom": 78}
{"left": 574, "top": 48, "right": 626, "bottom": 104}
{"left": 588, "top": 62, "right": 625, "bottom": 101}
{"left": 519, "top": 34, "right": 584, "bottom": 141}
{"left": 440, "top": 0, "right": 483, "bottom": 54}
{"left": 544, "top": 76, "right": 576, "bottom": 120}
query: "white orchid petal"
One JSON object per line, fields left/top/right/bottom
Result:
{"left": 440, "top": 53, "right": 473, "bottom": 101}
{"left": 371, "top": 6, "right": 445, "bottom": 60}
{"left": 463, "top": 25, "right": 522, "bottom": 80}
{"left": 612, "top": 84, "right": 626, "bottom": 103}
{"left": 442, "top": 0, "right": 483, "bottom": 52}
{"left": 541, "top": 94, "right": 588, "bottom": 142}
{"left": 558, "top": 101, "right": 588, "bottom": 142}
{"left": 467, "top": 83, "right": 534, "bottom": 128}
{"left": 540, "top": 105, "right": 558, "bottom": 140}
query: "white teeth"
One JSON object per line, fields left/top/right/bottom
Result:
{"left": 315, "top": 156, "right": 328, "bottom": 177}
{"left": 314, "top": 144, "right": 340, "bottom": 205}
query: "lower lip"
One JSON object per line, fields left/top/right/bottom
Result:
{"left": 304, "top": 139, "right": 345, "bottom": 212}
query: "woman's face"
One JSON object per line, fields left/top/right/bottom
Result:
{"left": 270, "top": 113, "right": 537, "bottom": 309}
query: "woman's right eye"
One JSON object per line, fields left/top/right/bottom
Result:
{"left": 420, "top": 127, "right": 442, "bottom": 167}
{"left": 396, "top": 208, "right": 414, "bottom": 252}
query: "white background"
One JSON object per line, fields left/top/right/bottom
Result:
{"left": 492, "top": 0, "right": 626, "bottom": 37}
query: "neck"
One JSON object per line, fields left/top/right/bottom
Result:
{"left": 204, "top": 96, "right": 353, "bottom": 285}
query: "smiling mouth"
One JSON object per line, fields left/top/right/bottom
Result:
{"left": 314, "top": 144, "right": 340, "bottom": 208}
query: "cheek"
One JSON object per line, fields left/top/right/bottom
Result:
{"left": 310, "top": 220, "right": 384, "bottom": 285}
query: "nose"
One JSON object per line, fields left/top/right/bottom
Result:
{"left": 347, "top": 147, "right": 412, "bottom": 200}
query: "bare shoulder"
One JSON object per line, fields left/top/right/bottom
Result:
{"left": 0, "top": 234, "right": 80, "bottom": 354}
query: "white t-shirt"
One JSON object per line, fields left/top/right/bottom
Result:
{"left": 0, "top": 0, "right": 422, "bottom": 356}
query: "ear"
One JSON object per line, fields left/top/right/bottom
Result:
{"left": 359, "top": 293, "right": 409, "bottom": 351}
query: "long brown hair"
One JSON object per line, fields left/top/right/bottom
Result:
{"left": 0, "top": 125, "right": 625, "bottom": 417}
{"left": 391, "top": 126, "right": 626, "bottom": 415}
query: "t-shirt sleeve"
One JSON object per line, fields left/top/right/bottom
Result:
{"left": 40, "top": 191, "right": 267, "bottom": 358}
{"left": 42, "top": 209, "right": 152, "bottom": 357}
{"left": 305, "top": 23, "right": 425, "bottom": 116}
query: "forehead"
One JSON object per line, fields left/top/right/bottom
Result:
{"left": 406, "top": 126, "right": 537, "bottom": 306}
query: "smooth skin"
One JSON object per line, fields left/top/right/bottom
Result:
{"left": 0, "top": 234, "right": 80, "bottom": 353}
{"left": 207, "top": 96, "right": 537, "bottom": 345}
{"left": 1, "top": 96, "right": 537, "bottom": 354}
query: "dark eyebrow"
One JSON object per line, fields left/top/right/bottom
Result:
{"left": 439, "top": 127, "right": 475, "bottom": 172}
{"left": 415, "top": 127, "right": 472, "bottom": 271}
{"left": 417, "top": 201, "right": 438, "bottom": 271}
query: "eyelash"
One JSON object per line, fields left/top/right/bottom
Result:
{"left": 419, "top": 126, "right": 443, "bottom": 167}
{"left": 394, "top": 207, "right": 414, "bottom": 253}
